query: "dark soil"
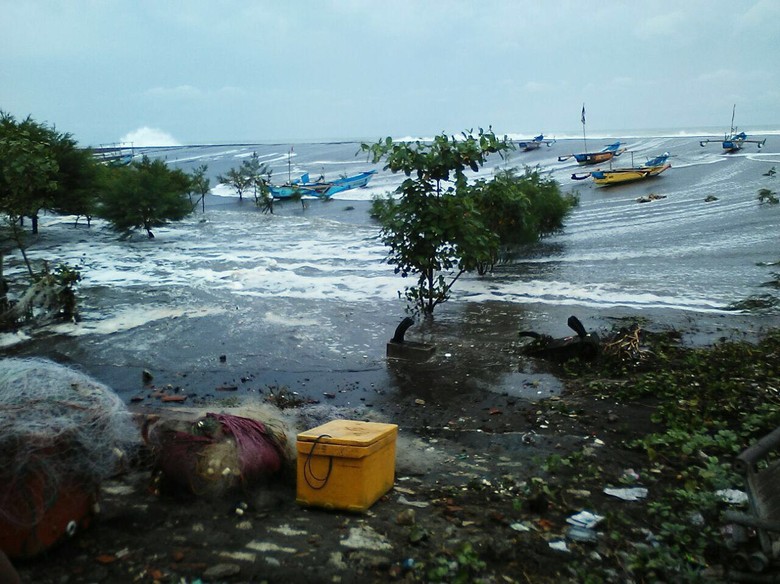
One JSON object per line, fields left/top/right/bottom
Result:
{"left": 6, "top": 325, "right": 777, "bottom": 584}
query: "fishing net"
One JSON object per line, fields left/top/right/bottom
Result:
{"left": 147, "top": 412, "right": 289, "bottom": 497}
{"left": 0, "top": 358, "right": 139, "bottom": 529}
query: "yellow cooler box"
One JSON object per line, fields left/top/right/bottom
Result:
{"left": 296, "top": 419, "right": 398, "bottom": 512}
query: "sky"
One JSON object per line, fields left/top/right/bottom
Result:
{"left": 1, "top": 1, "right": 779, "bottom": 147}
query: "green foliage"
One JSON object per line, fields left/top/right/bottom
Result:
{"left": 424, "top": 542, "right": 487, "bottom": 583}
{"left": 546, "top": 328, "right": 780, "bottom": 582}
{"left": 217, "top": 152, "right": 272, "bottom": 211}
{"left": 467, "top": 167, "right": 578, "bottom": 272}
{"left": 217, "top": 166, "right": 250, "bottom": 201}
{"left": 96, "top": 155, "right": 193, "bottom": 238}
{"left": 188, "top": 164, "right": 211, "bottom": 213}
{"left": 0, "top": 110, "right": 101, "bottom": 233}
{"left": 365, "top": 129, "right": 576, "bottom": 313}
{"left": 0, "top": 112, "right": 60, "bottom": 224}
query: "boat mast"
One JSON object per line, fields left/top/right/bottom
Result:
{"left": 730, "top": 104, "right": 736, "bottom": 136}
{"left": 581, "top": 103, "right": 588, "bottom": 154}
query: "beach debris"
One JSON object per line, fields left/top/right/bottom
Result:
{"left": 519, "top": 315, "right": 600, "bottom": 362}
{"left": 0, "top": 358, "right": 139, "bottom": 559}
{"left": 567, "top": 510, "right": 604, "bottom": 530}
{"left": 398, "top": 495, "right": 430, "bottom": 508}
{"left": 705, "top": 195, "right": 718, "bottom": 202}
{"left": 565, "top": 511, "right": 603, "bottom": 543}
{"left": 548, "top": 540, "right": 570, "bottom": 553}
{"left": 602, "top": 323, "right": 650, "bottom": 363}
{"left": 203, "top": 564, "right": 241, "bottom": 580}
{"left": 145, "top": 412, "right": 288, "bottom": 497}
{"left": 567, "top": 525, "right": 599, "bottom": 543}
{"left": 716, "top": 489, "right": 748, "bottom": 505}
{"left": 603, "top": 487, "right": 648, "bottom": 501}
{"left": 340, "top": 525, "right": 393, "bottom": 551}
{"left": 387, "top": 317, "right": 435, "bottom": 361}
{"left": 636, "top": 193, "right": 667, "bottom": 203}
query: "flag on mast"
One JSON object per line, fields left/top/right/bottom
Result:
{"left": 581, "top": 104, "right": 586, "bottom": 125}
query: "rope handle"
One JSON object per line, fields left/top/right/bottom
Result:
{"left": 303, "top": 434, "right": 333, "bottom": 490}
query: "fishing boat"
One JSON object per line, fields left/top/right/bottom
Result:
{"left": 559, "top": 141, "right": 626, "bottom": 165}
{"left": 557, "top": 104, "right": 625, "bottom": 165}
{"left": 700, "top": 105, "right": 766, "bottom": 152}
{"left": 572, "top": 152, "right": 671, "bottom": 186}
{"left": 269, "top": 170, "right": 377, "bottom": 199}
{"left": 92, "top": 143, "right": 134, "bottom": 166}
{"left": 517, "top": 134, "right": 555, "bottom": 151}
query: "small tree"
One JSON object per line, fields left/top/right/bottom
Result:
{"left": 188, "top": 164, "right": 211, "bottom": 213}
{"left": 363, "top": 128, "right": 513, "bottom": 315}
{"left": 467, "top": 167, "right": 578, "bottom": 273}
{"left": 242, "top": 152, "right": 274, "bottom": 213}
{"left": 97, "top": 156, "right": 193, "bottom": 238}
{"left": 217, "top": 166, "right": 250, "bottom": 202}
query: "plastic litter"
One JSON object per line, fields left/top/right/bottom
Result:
{"left": 567, "top": 526, "right": 598, "bottom": 543}
{"left": 566, "top": 510, "right": 604, "bottom": 529}
{"left": 716, "top": 489, "right": 748, "bottom": 505}
{"left": 548, "top": 540, "right": 570, "bottom": 552}
{"left": 603, "top": 487, "right": 648, "bottom": 501}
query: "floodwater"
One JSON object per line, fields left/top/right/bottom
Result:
{"left": 2, "top": 134, "right": 779, "bottom": 406}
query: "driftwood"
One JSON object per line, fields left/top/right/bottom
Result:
{"left": 724, "top": 426, "right": 780, "bottom": 575}
{"left": 519, "top": 316, "right": 601, "bottom": 362}
{"left": 0, "top": 277, "right": 77, "bottom": 331}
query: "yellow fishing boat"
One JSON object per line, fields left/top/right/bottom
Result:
{"left": 573, "top": 153, "right": 671, "bottom": 187}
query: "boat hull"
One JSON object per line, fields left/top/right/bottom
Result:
{"left": 574, "top": 151, "right": 617, "bottom": 166}
{"left": 592, "top": 163, "right": 671, "bottom": 186}
{"left": 270, "top": 170, "right": 376, "bottom": 200}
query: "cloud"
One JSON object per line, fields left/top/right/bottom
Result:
{"left": 635, "top": 12, "right": 685, "bottom": 39}
{"left": 142, "top": 85, "right": 247, "bottom": 102}
{"left": 144, "top": 85, "right": 204, "bottom": 100}
{"left": 121, "top": 127, "right": 181, "bottom": 147}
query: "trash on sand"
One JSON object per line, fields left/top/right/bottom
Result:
{"left": 603, "top": 487, "right": 648, "bottom": 501}
{"left": 398, "top": 495, "right": 430, "bottom": 508}
{"left": 622, "top": 468, "right": 640, "bottom": 481}
{"left": 146, "top": 412, "right": 288, "bottom": 497}
{"left": 548, "top": 540, "right": 570, "bottom": 552}
{"left": 340, "top": 525, "right": 393, "bottom": 551}
{"left": 715, "top": 489, "right": 748, "bottom": 505}
{"left": 0, "top": 358, "right": 139, "bottom": 559}
{"left": 567, "top": 526, "right": 599, "bottom": 543}
{"left": 510, "top": 522, "right": 532, "bottom": 533}
{"left": 566, "top": 510, "right": 604, "bottom": 529}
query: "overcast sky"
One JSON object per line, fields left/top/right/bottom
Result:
{"left": 2, "top": 1, "right": 778, "bottom": 146}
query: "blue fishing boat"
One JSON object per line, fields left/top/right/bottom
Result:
{"left": 92, "top": 143, "right": 134, "bottom": 166}
{"left": 557, "top": 104, "right": 625, "bottom": 166}
{"left": 700, "top": 105, "right": 766, "bottom": 152}
{"left": 517, "top": 134, "right": 555, "bottom": 151}
{"left": 559, "top": 141, "right": 626, "bottom": 166}
{"left": 269, "top": 170, "right": 377, "bottom": 199}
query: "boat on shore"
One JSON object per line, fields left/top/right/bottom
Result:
{"left": 700, "top": 105, "right": 766, "bottom": 152}
{"left": 92, "top": 143, "right": 134, "bottom": 166}
{"left": 517, "top": 134, "right": 555, "bottom": 151}
{"left": 559, "top": 141, "right": 626, "bottom": 166}
{"left": 557, "top": 104, "right": 625, "bottom": 165}
{"left": 572, "top": 152, "right": 671, "bottom": 186}
{"left": 269, "top": 170, "right": 377, "bottom": 199}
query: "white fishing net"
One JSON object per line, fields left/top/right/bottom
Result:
{"left": 0, "top": 358, "right": 140, "bottom": 526}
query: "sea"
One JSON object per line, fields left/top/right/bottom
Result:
{"left": 2, "top": 131, "right": 780, "bottom": 407}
